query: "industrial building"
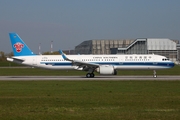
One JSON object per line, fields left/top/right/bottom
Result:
{"left": 75, "top": 38, "right": 180, "bottom": 62}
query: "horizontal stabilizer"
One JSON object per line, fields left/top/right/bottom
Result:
{"left": 7, "top": 57, "right": 24, "bottom": 62}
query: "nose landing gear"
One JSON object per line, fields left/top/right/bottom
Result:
{"left": 153, "top": 70, "right": 157, "bottom": 78}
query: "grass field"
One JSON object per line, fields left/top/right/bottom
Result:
{"left": 0, "top": 61, "right": 24, "bottom": 67}
{"left": 0, "top": 62, "right": 180, "bottom": 119}
{"left": 0, "top": 81, "right": 180, "bottom": 120}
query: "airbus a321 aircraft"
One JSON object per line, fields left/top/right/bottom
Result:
{"left": 7, "top": 33, "right": 175, "bottom": 78}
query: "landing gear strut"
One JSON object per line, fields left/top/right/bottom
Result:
{"left": 86, "top": 73, "right": 95, "bottom": 78}
{"left": 153, "top": 70, "right": 157, "bottom": 78}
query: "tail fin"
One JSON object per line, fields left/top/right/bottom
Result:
{"left": 9, "top": 33, "right": 35, "bottom": 56}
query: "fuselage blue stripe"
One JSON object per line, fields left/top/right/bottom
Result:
{"left": 40, "top": 62, "right": 174, "bottom": 67}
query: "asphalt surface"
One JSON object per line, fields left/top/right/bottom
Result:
{"left": 0, "top": 75, "right": 180, "bottom": 81}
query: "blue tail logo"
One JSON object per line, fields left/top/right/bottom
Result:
{"left": 9, "top": 33, "right": 36, "bottom": 56}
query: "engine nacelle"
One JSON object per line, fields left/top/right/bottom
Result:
{"left": 96, "top": 65, "right": 117, "bottom": 75}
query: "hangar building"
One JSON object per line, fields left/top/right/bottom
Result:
{"left": 75, "top": 38, "right": 180, "bottom": 62}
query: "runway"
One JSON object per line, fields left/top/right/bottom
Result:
{"left": 0, "top": 75, "right": 180, "bottom": 81}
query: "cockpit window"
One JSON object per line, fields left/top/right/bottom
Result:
{"left": 162, "top": 58, "right": 169, "bottom": 61}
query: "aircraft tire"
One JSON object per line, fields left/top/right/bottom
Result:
{"left": 90, "top": 73, "right": 95, "bottom": 78}
{"left": 86, "top": 73, "right": 95, "bottom": 78}
{"left": 86, "top": 73, "right": 91, "bottom": 78}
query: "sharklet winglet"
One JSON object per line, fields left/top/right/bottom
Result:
{"left": 59, "top": 50, "right": 72, "bottom": 61}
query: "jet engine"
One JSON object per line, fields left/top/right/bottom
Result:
{"left": 96, "top": 65, "right": 117, "bottom": 75}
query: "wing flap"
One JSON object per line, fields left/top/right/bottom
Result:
{"left": 72, "top": 60, "right": 99, "bottom": 68}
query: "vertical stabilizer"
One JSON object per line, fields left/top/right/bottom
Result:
{"left": 9, "top": 33, "right": 35, "bottom": 56}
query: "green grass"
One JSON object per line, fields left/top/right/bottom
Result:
{"left": 0, "top": 61, "right": 25, "bottom": 67}
{"left": 0, "top": 81, "right": 179, "bottom": 120}
{"left": 0, "top": 65, "right": 180, "bottom": 76}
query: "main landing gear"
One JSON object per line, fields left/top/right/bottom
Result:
{"left": 86, "top": 73, "right": 95, "bottom": 78}
{"left": 153, "top": 70, "right": 157, "bottom": 78}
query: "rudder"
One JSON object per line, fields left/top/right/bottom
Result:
{"left": 9, "top": 33, "right": 35, "bottom": 56}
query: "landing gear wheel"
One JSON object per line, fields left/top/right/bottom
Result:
{"left": 153, "top": 75, "right": 157, "bottom": 78}
{"left": 86, "top": 73, "right": 91, "bottom": 78}
{"left": 90, "top": 73, "right": 95, "bottom": 78}
{"left": 86, "top": 73, "right": 95, "bottom": 78}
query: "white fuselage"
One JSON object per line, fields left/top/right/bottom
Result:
{"left": 10, "top": 54, "right": 174, "bottom": 70}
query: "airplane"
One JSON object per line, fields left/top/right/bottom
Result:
{"left": 7, "top": 33, "right": 175, "bottom": 78}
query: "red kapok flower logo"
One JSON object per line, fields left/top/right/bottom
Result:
{"left": 13, "top": 42, "right": 24, "bottom": 53}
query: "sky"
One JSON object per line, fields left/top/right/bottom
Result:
{"left": 0, "top": 0, "right": 180, "bottom": 54}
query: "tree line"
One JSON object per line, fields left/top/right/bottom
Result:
{"left": 0, "top": 51, "right": 13, "bottom": 61}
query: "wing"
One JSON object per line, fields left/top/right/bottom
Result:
{"left": 59, "top": 50, "right": 99, "bottom": 71}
